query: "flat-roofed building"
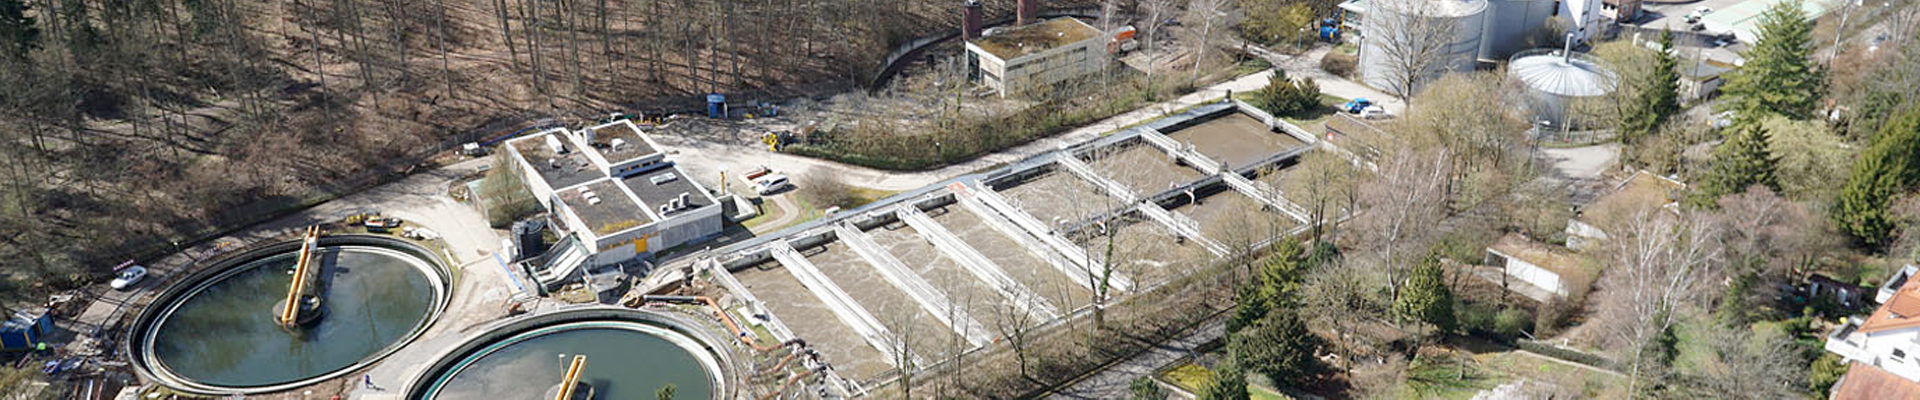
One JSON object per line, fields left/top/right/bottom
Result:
{"left": 503, "top": 120, "right": 726, "bottom": 279}
{"left": 966, "top": 17, "right": 1107, "bottom": 96}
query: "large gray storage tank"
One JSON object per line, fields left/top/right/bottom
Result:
{"left": 1508, "top": 46, "right": 1617, "bottom": 130}
{"left": 1359, "top": 0, "right": 1490, "bottom": 96}
{"left": 1478, "top": 0, "right": 1555, "bottom": 60}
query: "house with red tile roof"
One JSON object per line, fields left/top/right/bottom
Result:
{"left": 1825, "top": 265, "right": 1920, "bottom": 398}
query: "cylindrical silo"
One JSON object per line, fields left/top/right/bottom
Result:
{"left": 1507, "top": 42, "right": 1617, "bottom": 130}
{"left": 1478, "top": 0, "right": 1555, "bottom": 60}
{"left": 1359, "top": 0, "right": 1489, "bottom": 96}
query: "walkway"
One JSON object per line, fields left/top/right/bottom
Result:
{"left": 656, "top": 70, "right": 1284, "bottom": 193}
{"left": 1045, "top": 317, "right": 1226, "bottom": 399}
{"left": 1247, "top": 44, "right": 1407, "bottom": 115}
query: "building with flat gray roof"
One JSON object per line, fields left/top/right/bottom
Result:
{"left": 505, "top": 119, "right": 726, "bottom": 271}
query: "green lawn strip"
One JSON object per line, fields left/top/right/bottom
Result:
{"left": 1161, "top": 362, "right": 1214, "bottom": 391}
{"left": 1404, "top": 358, "right": 1507, "bottom": 400}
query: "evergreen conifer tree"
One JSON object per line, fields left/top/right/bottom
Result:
{"left": 1718, "top": 0, "right": 1822, "bottom": 120}
{"left": 1196, "top": 358, "right": 1250, "bottom": 400}
{"left": 1691, "top": 123, "right": 1781, "bottom": 206}
{"left": 1835, "top": 106, "right": 1920, "bottom": 246}
{"left": 1622, "top": 31, "right": 1682, "bottom": 145}
{"left": 1393, "top": 253, "right": 1455, "bottom": 333}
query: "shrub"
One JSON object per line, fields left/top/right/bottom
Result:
{"left": 1457, "top": 302, "right": 1498, "bottom": 335}
{"left": 1809, "top": 353, "right": 1846, "bottom": 394}
{"left": 1494, "top": 307, "right": 1534, "bottom": 338}
{"left": 1320, "top": 53, "right": 1358, "bottom": 78}
{"left": 1131, "top": 376, "right": 1168, "bottom": 400}
{"left": 797, "top": 171, "right": 867, "bottom": 210}
{"left": 1249, "top": 74, "right": 1322, "bottom": 117}
{"left": 478, "top": 154, "right": 541, "bottom": 228}
{"left": 1516, "top": 339, "right": 1616, "bottom": 370}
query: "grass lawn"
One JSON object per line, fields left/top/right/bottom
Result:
{"left": 1163, "top": 362, "right": 1214, "bottom": 391}
{"left": 1401, "top": 358, "right": 1507, "bottom": 400}
{"left": 738, "top": 198, "right": 784, "bottom": 230}
{"left": 1251, "top": 384, "right": 1292, "bottom": 400}
{"left": 1476, "top": 350, "right": 1629, "bottom": 399}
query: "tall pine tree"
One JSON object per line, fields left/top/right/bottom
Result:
{"left": 1718, "top": 0, "right": 1821, "bottom": 120}
{"left": 1393, "top": 253, "right": 1455, "bottom": 333}
{"left": 1691, "top": 123, "right": 1781, "bottom": 206}
{"left": 1622, "top": 31, "right": 1683, "bottom": 145}
{"left": 1834, "top": 106, "right": 1920, "bottom": 247}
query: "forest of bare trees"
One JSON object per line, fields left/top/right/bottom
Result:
{"left": 0, "top": 0, "right": 1096, "bottom": 297}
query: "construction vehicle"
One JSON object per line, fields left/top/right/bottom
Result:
{"left": 1318, "top": 18, "right": 1341, "bottom": 42}
{"left": 1108, "top": 26, "right": 1139, "bottom": 54}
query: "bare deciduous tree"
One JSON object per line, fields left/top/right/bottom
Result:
{"left": 1593, "top": 206, "right": 1723, "bottom": 395}
{"left": 991, "top": 288, "right": 1042, "bottom": 378}
{"left": 1349, "top": 146, "right": 1452, "bottom": 303}
{"left": 1364, "top": 0, "right": 1459, "bottom": 99}
{"left": 1184, "top": 0, "right": 1237, "bottom": 82}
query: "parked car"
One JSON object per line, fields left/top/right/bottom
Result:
{"left": 754, "top": 174, "right": 791, "bottom": 195}
{"left": 1342, "top": 98, "right": 1375, "bottom": 114}
{"left": 364, "top": 217, "right": 403, "bottom": 233}
{"left": 111, "top": 265, "right": 148, "bottom": 290}
{"left": 1685, "top": 6, "right": 1713, "bottom": 23}
{"left": 1358, "top": 105, "right": 1393, "bottom": 119}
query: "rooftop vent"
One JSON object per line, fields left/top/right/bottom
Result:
{"left": 649, "top": 173, "right": 679, "bottom": 185}
{"left": 610, "top": 138, "right": 627, "bottom": 152}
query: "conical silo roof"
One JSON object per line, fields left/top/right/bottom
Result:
{"left": 1508, "top": 50, "right": 1617, "bottom": 97}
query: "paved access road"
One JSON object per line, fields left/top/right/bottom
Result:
{"left": 657, "top": 69, "right": 1286, "bottom": 194}
{"left": 1045, "top": 318, "right": 1226, "bottom": 399}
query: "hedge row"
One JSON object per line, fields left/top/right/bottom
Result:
{"left": 1516, "top": 339, "right": 1619, "bottom": 371}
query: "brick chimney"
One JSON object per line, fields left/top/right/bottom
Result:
{"left": 963, "top": 1, "right": 984, "bottom": 40}
{"left": 1017, "top": 0, "right": 1042, "bottom": 26}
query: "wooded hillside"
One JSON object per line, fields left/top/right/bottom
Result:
{"left": 0, "top": 0, "right": 1096, "bottom": 296}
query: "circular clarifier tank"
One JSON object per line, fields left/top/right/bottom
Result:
{"left": 406, "top": 307, "right": 737, "bottom": 400}
{"left": 126, "top": 235, "right": 451, "bottom": 394}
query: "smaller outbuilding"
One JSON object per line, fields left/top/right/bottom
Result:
{"left": 965, "top": 17, "right": 1108, "bottom": 97}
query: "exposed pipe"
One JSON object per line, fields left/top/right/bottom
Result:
{"left": 635, "top": 295, "right": 804, "bottom": 353}
{"left": 1562, "top": 32, "right": 1575, "bottom": 64}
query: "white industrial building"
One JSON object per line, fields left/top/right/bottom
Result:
{"left": 1346, "top": 0, "right": 1608, "bottom": 96}
{"left": 965, "top": 17, "right": 1108, "bottom": 96}
{"left": 503, "top": 120, "right": 725, "bottom": 284}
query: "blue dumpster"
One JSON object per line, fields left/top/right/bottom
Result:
{"left": 1, "top": 309, "right": 52, "bottom": 351}
{"left": 707, "top": 93, "right": 727, "bottom": 119}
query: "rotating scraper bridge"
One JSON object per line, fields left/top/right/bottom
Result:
{"left": 698, "top": 100, "right": 1360, "bottom": 391}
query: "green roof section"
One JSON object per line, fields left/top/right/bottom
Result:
{"left": 970, "top": 17, "right": 1102, "bottom": 60}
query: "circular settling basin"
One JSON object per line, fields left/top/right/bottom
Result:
{"left": 420, "top": 319, "right": 719, "bottom": 400}
{"left": 134, "top": 237, "right": 449, "bottom": 392}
